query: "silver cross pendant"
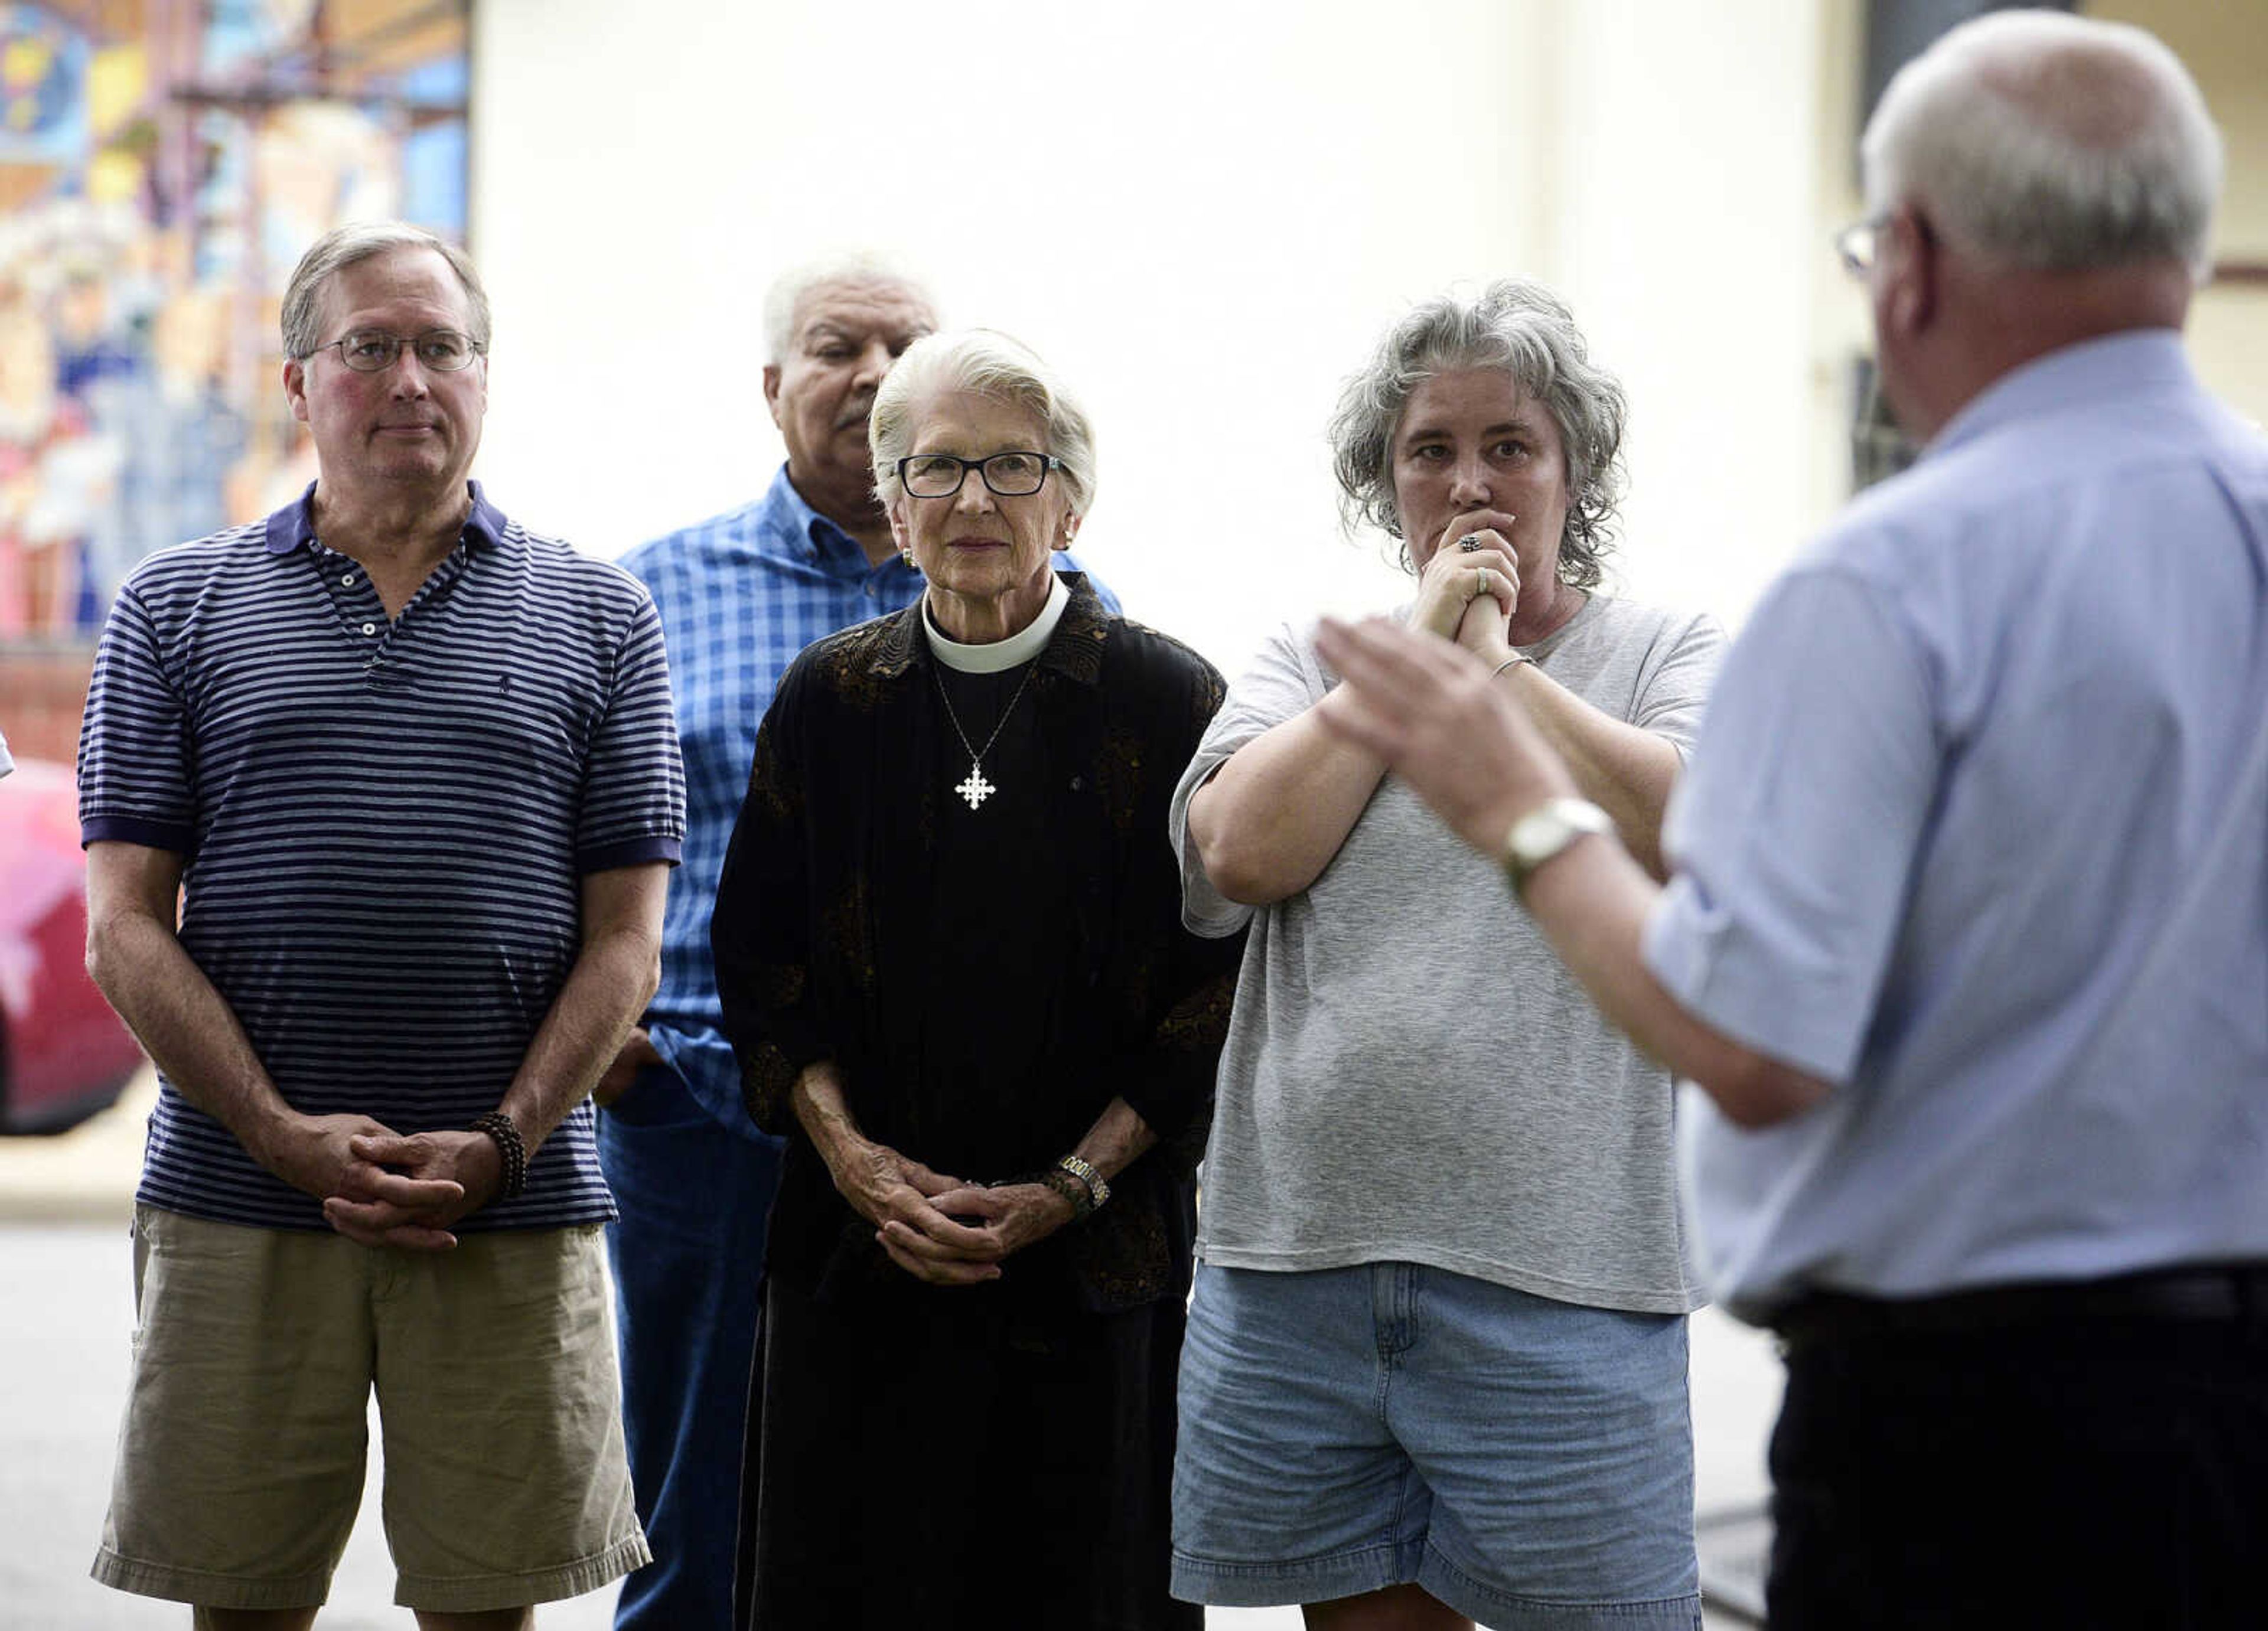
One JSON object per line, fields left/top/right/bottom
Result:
{"left": 954, "top": 765, "right": 996, "bottom": 809}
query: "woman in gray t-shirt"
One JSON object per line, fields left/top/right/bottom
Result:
{"left": 1168, "top": 280, "right": 1723, "bottom": 1631}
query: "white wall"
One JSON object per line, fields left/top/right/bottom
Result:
{"left": 1553, "top": 2, "right": 1822, "bottom": 627}
{"left": 471, "top": 0, "right": 1821, "bottom": 675}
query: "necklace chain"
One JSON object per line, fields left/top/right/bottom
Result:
{"left": 932, "top": 661, "right": 1039, "bottom": 810}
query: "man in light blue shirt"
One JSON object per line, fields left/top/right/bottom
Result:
{"left": 1307, "top": 13, "right": 2264, "bottom": 1627}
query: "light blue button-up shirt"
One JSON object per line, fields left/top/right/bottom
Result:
{"left": 1645, "top": 331, "right": 2268, "bottom": 1323}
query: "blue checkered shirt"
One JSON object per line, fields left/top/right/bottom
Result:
{"left": 623, "top": 464, "right": 1117, "bottom": 1139}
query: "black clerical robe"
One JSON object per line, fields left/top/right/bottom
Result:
{"left": 713, "top": 574, "right": 1237, "bottom": 1629}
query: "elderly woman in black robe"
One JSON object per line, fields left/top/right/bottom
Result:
{"left": 712, "top": 328, "right": 1240, "bottom": 1629}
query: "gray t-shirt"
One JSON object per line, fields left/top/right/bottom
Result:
{"left": 1170, "top": 594, "right": 1724, "bottom": 1314}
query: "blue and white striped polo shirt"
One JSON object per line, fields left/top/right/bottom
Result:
{"left": 78, "top": 482, "right": 685, "bottom": 1232}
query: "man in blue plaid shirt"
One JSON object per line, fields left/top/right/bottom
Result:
{"left": 594, "top": 255, "right": 1114, "bottom": 1630}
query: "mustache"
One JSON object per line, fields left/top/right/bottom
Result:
{"left": 834, "top": 395, "right": 876, "bottom": 431}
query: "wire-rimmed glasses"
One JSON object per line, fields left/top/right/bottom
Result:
{"left": 308, "top": 329, "right": 487, "bottom": 373}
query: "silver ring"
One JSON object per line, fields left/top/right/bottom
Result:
{"left": 1457, "top": 533, "right": 1485, "bottom": 553}
{"left": 1474, "top": 567, "right": 1492, "bottom": 595}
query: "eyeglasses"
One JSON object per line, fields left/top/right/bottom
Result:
{"left": 308, "top": 329, "right": 486, "bottom": 373}
{"left": 1834, "top": 214, "right": 1890, "bottom": 279}
{"left": 897, "top": 450, "right": 1063, "bottom": 498}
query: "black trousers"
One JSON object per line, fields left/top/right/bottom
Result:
{"left": 1766, "top": 1293, "right": 2268, "bottom": 1629}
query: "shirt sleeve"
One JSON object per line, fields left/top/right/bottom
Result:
{"left": 712, "top": 655, "right": 825, "bottom": 1135}
{"left": 576, "top": 593, "right": 687, "bottom": 873}
{"left": 1096, "top": 647, "right": 1244, "bottom": 1150}
{"left": 1631, "top": 609, "right": 1728, "bottom": 756}
{"left": 1643, "top": 567, "right": 1938, "bottom": 1084}
{"left": 78, "top": 585, "right": 197, "bottom": 853}
{"left": 1166, "top": 621, "right": 1326, "bottom": 937}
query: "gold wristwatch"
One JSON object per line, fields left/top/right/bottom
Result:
{"left": 1056, "top": 1153, "right": 1110, "bottom": 1210}
{"left": 1501, "top": 797, "right": 1617, "bottom": 899}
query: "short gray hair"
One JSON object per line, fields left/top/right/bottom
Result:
{"left": 1862, "top": 10, "right": 2222, "bottom": 279}
{"left": 1329, "top": 279, "right": 1626, "bottom": 588}
{"left": 763, "top": 252, "right": 938, "bottom": 365}
{"left": 281, "top": 221, "right": 490, "bottom": 359}
{"left": 869, "top": 330, "right": 1098, "bottom": 516}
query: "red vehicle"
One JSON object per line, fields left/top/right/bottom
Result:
{"left": 0, "top": 756, "right": 144, "bottom": 1133}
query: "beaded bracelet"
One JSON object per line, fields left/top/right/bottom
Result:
{"left": 470, "top": 1111, "right": 527, "bottom": 1199}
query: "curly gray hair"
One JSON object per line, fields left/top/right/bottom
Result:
{"left": 1329, "top": 278, "right": 1626, "bottom": 589}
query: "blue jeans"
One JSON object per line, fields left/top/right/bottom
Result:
{"left": 598, "top": 1069, "right": 780, "bottom": 1631}
{"left": 1172, "top": 1262, "right": 1700, "bottom": 1628}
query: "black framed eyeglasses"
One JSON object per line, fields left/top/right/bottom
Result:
{"left": 308, "top": 328, "right": 486, "bottom": 373}
{"left": 897, "top": 450, "right": 1062, "bottom": 498}
{"left": 1834, "top": 214, "right": 1891, "bottom": 279}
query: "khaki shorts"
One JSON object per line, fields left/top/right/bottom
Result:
{"left": 92, "top": 1206, "right": 650, "bottom": 1613}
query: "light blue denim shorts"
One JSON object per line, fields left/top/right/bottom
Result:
{"left": 1171, "top": 1262, "right": 1700, "bottom": 1629}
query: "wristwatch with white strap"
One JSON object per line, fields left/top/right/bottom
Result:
{"left": 1501, "top": 797, "right": 1617, "bottom": 899}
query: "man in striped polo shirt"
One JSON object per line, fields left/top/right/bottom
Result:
{"left": 77, "top": 221, "right": 684, "bottom": 1626}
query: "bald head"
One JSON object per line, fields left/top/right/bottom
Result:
{"left": 1862, "top": 11, "right": 2222, "bottom": 280}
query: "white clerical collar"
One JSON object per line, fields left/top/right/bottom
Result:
{"left": 923, "top": 573, "right": 1070, "bottom": 673}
